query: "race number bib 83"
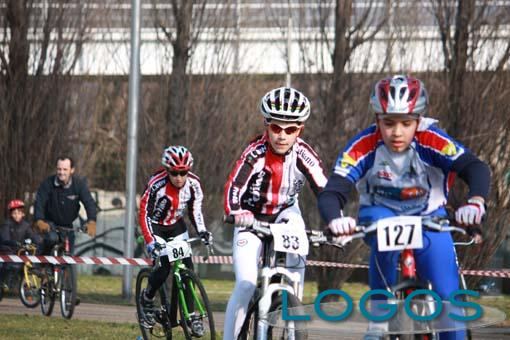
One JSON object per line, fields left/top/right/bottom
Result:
{"left": 163, "top": 240, "right": 192, "bottom": 262}
{"left": 270, "top": 224, "right": 309, "bottom": 256}
{"left": 376, "top": 216, "right": 423, "bottom": 252}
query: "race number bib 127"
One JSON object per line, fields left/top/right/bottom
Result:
{"left": 376, "top": 216, "right": 423, "bottom": 252}
{"left": 270, "top": 224, "right": 309, "bottom": 256}
{"left": 163, "top": 240, "right": 192, "bottom": 262}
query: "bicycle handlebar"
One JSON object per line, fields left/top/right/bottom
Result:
{"left": 223, "top": 215, "right": 339, "bottom": 248}
{"left": 155, "top": 236, "right": 214, "bottom": 262}
{"left": 334, "top": 216, "right": 474, "bottom": 247}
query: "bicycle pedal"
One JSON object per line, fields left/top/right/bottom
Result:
{"left": 75, "top": 297, "right": 81, "bottom": 306}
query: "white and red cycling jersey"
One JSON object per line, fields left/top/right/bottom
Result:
{"left": 139, "top": 168, "right": 206, "bottom": 244}
{"left": 224, "top": 133, "right": 327, "bottom": 217}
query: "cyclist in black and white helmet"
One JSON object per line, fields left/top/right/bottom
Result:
{"left": 223, "top": 87, "right": 327, "bottom": 340}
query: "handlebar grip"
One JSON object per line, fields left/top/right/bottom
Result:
{"left": 466, "top": 226, "right": 483, "bottom": 238}
{"left": 224, "top": 215, "right": 235, "bottom": 224}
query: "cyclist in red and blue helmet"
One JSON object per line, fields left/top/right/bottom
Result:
{"left": 319, "top": 75, "right": 490, "bottom": 340}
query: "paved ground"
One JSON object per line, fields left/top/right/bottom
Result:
{"left": 0, "top": 298, "right": 509, "bottom": 339}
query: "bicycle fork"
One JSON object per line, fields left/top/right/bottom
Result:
{"left": 23, "top": 262, "right": 39, "bottom": 289}
{"left": 174, "top": 267, "right": 206, "bottom": 319}
{"left": 256, "top": 267, "right": 301, "bottom": 340}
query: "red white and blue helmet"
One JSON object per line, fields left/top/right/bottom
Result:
{"left": 260, "top": 87, "right": 311, "bottom": 123}
{"left": 370, "top": 75, "right": 428, "bottom": 117}
{"left": 161, "top": 146, "right": 193, "bottom": 171}
{"left": 8, "top": 199, "right": 25, "bottom": 211}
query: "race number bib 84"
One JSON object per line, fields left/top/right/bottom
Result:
{"left": 270, "top": 224, "right": 309, "bottom": 256}
{"left": 163, "top": 240, "right": 192, "bottom": 262}
{"left": 376, "top": 216, "right": 423, "bottom": 252}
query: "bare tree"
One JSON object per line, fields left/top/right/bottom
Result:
{"left": 428, "top": 0, "right": 510, "bottom": 287}
{"left": 0, "top": 0, "right": 90, "bottom": 217}
{"left": 291, "top": 0, "right": 391, "bottom": 297}
{"left": 152, "top": 0, "right": 212, "bottom": 144}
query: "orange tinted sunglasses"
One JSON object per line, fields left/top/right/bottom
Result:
{"left": 268, "top": 123, "right": 300, "bottom": 135}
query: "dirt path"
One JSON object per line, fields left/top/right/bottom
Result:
{"left": 0, "top": 298, "right": 508, "bottom": 339}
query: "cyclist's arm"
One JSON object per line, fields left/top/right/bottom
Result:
{"left": 34, "top": 178, "right": 51, "bottom": 221}
{"left": 224, "top": 153, "right": 258, "bottom": 215}
{"left": 318, "top": 127, "right": 378, "bottom": 223}
{"left": 78, "top": 176, "right": 97, "bottom": 222}
{"left": 187, "top": 174, "right": 207, "bottom": 233}
{"left": 451, "top": 152, "right": 491, "bottom": 200}
{"left": 0, "top": 223, "right": 18, "bottom": 248}
{"left": 139, "top": 174, "right": 165, "bottom": 244}
{"left": 318, "top": 174, "right": 356, "bottom": 224}
{"left": 416, "top": 126, "right": 490, "bottom": 200}
{"left": 24, "top": 221, "right": 42, "bottom": 245}
{"left": 296, "top": 139, "right": 328, "bottom": 196}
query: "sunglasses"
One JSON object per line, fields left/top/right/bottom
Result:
{"left": 168, "top": 170, "right": 189, "bottom": 177}
{"left": 268, "top": 123, "right": 301, "bottom": 135}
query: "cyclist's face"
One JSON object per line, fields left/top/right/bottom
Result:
{"left": 266, "top": 120, "right": 303, "bottom": 155}
{"left": 377, "top": 116, "right": 419, "bottom": 152}
{"left": 56, "top": 159, "right": 75, "bottom": 185}
{"left": 168, "top": 170, "right": 188, "bottom": 188}
{"left": 10, "top": 208, "right": 24, "bottom": 223}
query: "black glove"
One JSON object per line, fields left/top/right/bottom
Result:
{"left": 199, "top": 231, "right": 212, "bottom": 245}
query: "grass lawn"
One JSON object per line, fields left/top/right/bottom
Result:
{"left": 1, "top": 275, "right": 507, "bottom": 339}
{"left": 0, "top": 314, "right": 141, "bottom": 340}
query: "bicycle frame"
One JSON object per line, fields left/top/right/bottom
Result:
{"left": 136, "top": 235, "right": 216, "bottom": 340}
{"left": 172, "top": 259, "right": 207, "bottom": 319}
{"left": 257, "top": 260, "right": 303, "bottom": 337}
{"left": 18, "top": 244, "right": 39, "bottom": 289}
{"left": 348, "top": 216, "right": 473, "bottom": 338}
{"left": 223, "top": 214, "right": 335, "bottom": 340}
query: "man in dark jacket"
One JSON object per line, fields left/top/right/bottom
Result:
{"left": 34, "top": 156, "right": 97, "bottom": 254}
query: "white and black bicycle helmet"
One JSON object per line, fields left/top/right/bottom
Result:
{"left": 370, "top": 75, "right": 428, "bottom": 117}
{"left": 260, "top": 87, "right": 311, "bottom": 123}
{"left": 161, "top": 146, "right": 193, "bottom": 171}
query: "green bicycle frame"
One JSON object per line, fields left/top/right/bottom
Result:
{"left": 172, "top": 259, "right": 206, "bottom": 318}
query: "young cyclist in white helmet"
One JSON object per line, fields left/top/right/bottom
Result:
{"left": 318, "top": 75, "right": 490, "bottom": 340}
{"left": 138, "top": 145, "right": 212, "bottom": 328}
{"left": 223, "top": 86, "right": 328, "bottom": 340}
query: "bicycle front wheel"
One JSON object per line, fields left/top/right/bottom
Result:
{"left": 135, "top": 268, "right": 172, "bottom": 340}
{"left": 60, "top": 265, "right": 77, "bottom": 319}
{"left": 177, "top": 269, "right": 215, "bottom": 339}
{"left": 237, "top": 296, "right": 259, "bottom": 340}
{"left": 40, "top": 268, "right": 55, "bottom": 316}
{"left": 19, "top": 265, "right": 41, "bottom": 308}
{"left": 266, "top": 293, "right": 308, "bottom": 340}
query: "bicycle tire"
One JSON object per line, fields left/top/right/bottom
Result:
{"left": 390, "top": 286, "right": 438, "bottom": 340}
{"left": 135, "top": 268, "right": 172, "bottom": 340}
{"left": 60, "top": 265, "right": 77, "bottom": 319}
{"left": 266, "top": 293, "right": 308, "bottom": 340}
{"left": 177, "top": 268, "right": 216, "bottom": 340}
{"left": 40, "top": 269, "right": 55, "bottom": 316}
{"left": 19, "top": 266, "right": 41, "bottom": 308}
{"left": 237, "top": 295, "right": 259, "bottom": 340}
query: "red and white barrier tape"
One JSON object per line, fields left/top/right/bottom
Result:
{"left": 1, "top": 255, "right": 509, "bottom": 278}
{"left": 0, "top": 254, "right": 150, "bottom": 266}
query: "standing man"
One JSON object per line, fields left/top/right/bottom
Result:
{"left": 34, "top": 156, "right": 97, "bottom": 254}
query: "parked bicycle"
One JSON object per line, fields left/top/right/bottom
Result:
{"left": 40, "top": 224, "right": 86, "bottom": 319}
{"left": 135, "top": 235, "right": 216, "bottom": 340}
{"left": 337, "top": 215, "right": 476, "bottom": 340}
{"left": 224, "top": 215, "right": 337, "bottom": 340}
